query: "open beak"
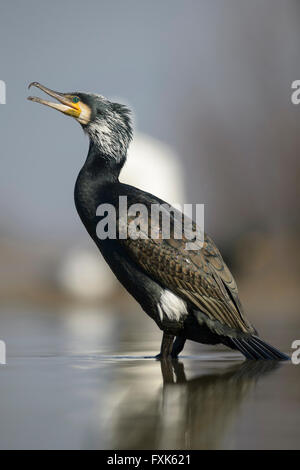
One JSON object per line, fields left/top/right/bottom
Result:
{"left": 27, "top": 82, "right": 81, "bottom": 118}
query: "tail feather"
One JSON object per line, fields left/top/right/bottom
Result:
{"left": 233, "top": 339, "right": 255, "bottom": 359}
{"left": 230, "top": 335, "right": 290, "bottom": 361}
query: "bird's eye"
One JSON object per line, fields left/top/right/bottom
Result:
{"left": 72, "top": 97, "right": 80, "bottom": 103}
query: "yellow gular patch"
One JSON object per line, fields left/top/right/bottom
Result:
{"left": 78, "top": 102, "right": 92, "bottom": 125}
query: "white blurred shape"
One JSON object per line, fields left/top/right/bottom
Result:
{"left": 61, "top": 305, "right": 118, "bottom": 353}
{"left": 57, "top": 247, "right": 117, "bottom": 300}
{"left": 122, "top": 132, "right": 185, "bottom": 204}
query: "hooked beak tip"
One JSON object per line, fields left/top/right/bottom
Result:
{"left": 28, "top": 82, "right": 39, "bottom": 90}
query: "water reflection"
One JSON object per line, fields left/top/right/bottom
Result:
{"left": 0, "top": 307, "right": 297, "bottom": 449}
{"left": 111, "top": 360, "right": 279, "bottom": 449}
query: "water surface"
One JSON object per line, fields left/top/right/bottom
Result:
{"left": 0, "top": 307, "right": 298, "bottom": 449}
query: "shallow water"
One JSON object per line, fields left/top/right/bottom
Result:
{"left": 0, "top": 306, "right": 299, "bottom": 449}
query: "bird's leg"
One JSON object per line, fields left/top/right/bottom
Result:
{"left": 171, "top": 335, "right": 186, "bottom": 358}
{"left": 156, "top": 332, "right": 174, "bottom": 360}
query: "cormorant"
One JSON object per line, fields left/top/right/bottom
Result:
{"left": 28, "top": 82, "right": 289, "bottom": 361}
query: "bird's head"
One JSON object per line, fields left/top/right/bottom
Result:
{"left": 28, "top": 82, "right": 132, "bottom": 162}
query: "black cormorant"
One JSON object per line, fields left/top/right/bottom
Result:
{"left": 28, "top": 82, "right": 289, "bottom": 361}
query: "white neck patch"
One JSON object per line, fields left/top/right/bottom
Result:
{"left": 86, "top": 116, "right": 130, "bottom": 162}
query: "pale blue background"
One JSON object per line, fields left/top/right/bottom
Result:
{"left": 0, "top": 0, "right": 300, "bottom": 244}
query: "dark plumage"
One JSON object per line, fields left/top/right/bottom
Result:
{"left": 28, "top": 82, "right": 289, "bottom": 361}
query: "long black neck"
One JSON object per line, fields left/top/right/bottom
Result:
{"left": 82, "top": 140, "right": 125, "bottom": 183}
{"left": 74, "top": 140, "right": 126, "bottom": 230}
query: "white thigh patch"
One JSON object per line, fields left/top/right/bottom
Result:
{"left": 158, "top": 289, "right": 188, "bottom": 322}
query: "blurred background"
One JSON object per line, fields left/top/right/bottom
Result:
{"left": 0, "top": 0, "right": 299, "bottom": 450}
